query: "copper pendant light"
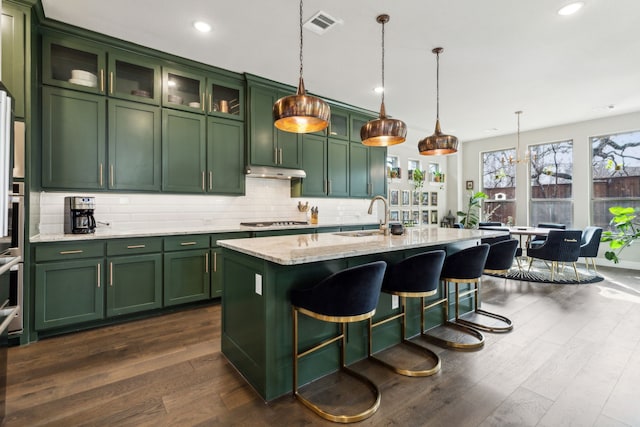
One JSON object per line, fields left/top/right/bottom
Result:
{"left": 273, "top": 0, "right": 330, "bottom": 134}
{"left": 360, "top": 14, "right": 407, "bottom": 147}
{"left": 418, "top": 47, "right": 458, "bottom": 155}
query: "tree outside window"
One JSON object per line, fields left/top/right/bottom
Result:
{"left": 530, "top": 140, "right": 573, "bottom": 227}
{"left": 481, "top": 149, "right": 516, "bottom": 224}
{"left": 591, "top": 130, "right": 640, "bottom": 228}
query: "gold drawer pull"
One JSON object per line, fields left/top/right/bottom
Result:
{"left": 180, "top": 242, "right": 197, "bottom": 246}
{"left": 127, "top": 245, "right": 146, "bottom": 249}
{"left": 59, "top": 250, "right": 83, "bottom": 255}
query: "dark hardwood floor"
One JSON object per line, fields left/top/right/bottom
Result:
{"left": 5, "top": 265, "right": 640, "bottom": 426}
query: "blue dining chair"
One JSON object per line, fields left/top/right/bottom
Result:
{"left": 580, "top": 226, "right": 603, "bottom": 273}
{"left": 527, "top": 230, "right": 582, "bottom": 281}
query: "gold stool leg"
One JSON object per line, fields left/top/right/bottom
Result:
{"left": 454, "top": 279, "right": 513, "bottom": 333}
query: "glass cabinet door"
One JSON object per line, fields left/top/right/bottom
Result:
{"left": 42, "top": 36, "right": 106, "bottom": 95}
{"left": 108, "top": 51, "right": 160, "bottom": 105}
{"left": 162, "top": 67, "right": 206, "bottom": 113}
{"left": 328, "top": 107, "right": 349, "bottom": 140}
{"left": 206, "top": 78, "right": 244, "bottom": 120}
{"left": 350, "top": 114, "right": 371, "bottom": 142}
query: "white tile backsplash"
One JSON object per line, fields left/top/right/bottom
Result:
{"left": 32, "top": 178, "right": 381, "bottom": 236}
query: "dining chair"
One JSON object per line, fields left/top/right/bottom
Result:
{"left": 580, "top": 226, "right": 603, "bottom": 273}
{"left": 529, "top": 223, "right": 566, "bottom": 249}
{"left": 527, "top": 230, "right": 582, "bottom": 281}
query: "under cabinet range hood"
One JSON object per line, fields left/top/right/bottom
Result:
{"left": 245, "top": 165, "right": 306, "bottom": 180}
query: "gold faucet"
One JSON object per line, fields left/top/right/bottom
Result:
{"left": 368, "top": 195, "right": 390, "bottom": 235}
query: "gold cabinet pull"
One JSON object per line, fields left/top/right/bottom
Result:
{"left": 109, "top": 262, "right": 113, "bottom": 286}
{"left": 99, "top": 163, "right": 103, "bottom": 187}
{"left": 109, "top": 71, "right": 114, "bottom": 94}
{"left": 110, "top": 164, "right": 114, "bottom": 187}
{"left": 127, "top": 244, "right": 146, "bottom": 249}
{"left": 201, "top": 92, "right": 205, "bottom": 112}
{"left": 205, "top": 252, "right": 209, "bottom": 273}
{"left": 180, "top": 242, "right": 197, "bottom": 246}
{"left": 213, "top": 252, "right": 217, "bottom": 272}
{"left": 97, "top": 263, "right": 101, "bottom": 288}
{"left": 278, "top": 148, "right": 283, "bottom": 165}
{"left": 59, "top": 250, "right": 83, "bottom": 255}
{"left": 273, "top": 148, "right": 278, "bottom": 164}
{"left": 209, "top": 171, "right": 213, "bottom": 190}
{"left": 209, "top": 93, "right": 213, "bottom": 113}
{"left": 100, "top": 69, "right": 104, "bottom": 92}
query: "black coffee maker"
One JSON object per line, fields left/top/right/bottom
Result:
{"left": 64, "top": 196, "right": 96, "bottom": 234}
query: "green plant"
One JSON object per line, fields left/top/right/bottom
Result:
{"left": 412, "top": 169, "right": 425, "bottom": 190}
{"left": 602, "top": 206, "right": 639, "bottom": 263}
{"left": 457, "top": 191, "right": 487, "bottom": 229}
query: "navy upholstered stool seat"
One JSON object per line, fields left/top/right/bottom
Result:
{"left": 484, "top": 239, "right": 519, "bottom": 276}
{"left": 368, "top": 250, "right": 445, "bottom": 377}
{"left": 291, "top": 261, "right": 386, "bottom": 424}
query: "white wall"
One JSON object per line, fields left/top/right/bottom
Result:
{"left": 457, "top": 110, "right": 640, "bottom": 270}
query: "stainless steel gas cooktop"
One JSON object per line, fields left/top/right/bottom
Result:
{"left": 240, "top": 221, "right": 309, "bottom": 228}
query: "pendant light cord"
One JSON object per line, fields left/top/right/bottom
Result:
{"left": 435, "top": 50, "right": 440, "bottom": 121}
{"left": 381, "top": 19, "right": 385, "bottom": 106}
{"left": 299, "top": 0, "right": 304, "bottom": 80}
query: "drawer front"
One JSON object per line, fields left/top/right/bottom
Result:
{"left": 164, "top": 235, "right": 209, "bottom": 251}
{"left": 35, "top": 241, "right": 105, "bottom": 262}
{"left": 106, "top": 237, "right": 163, "bottom": 256}
{"left": 211, "top": 232, "right": 251, "bottom": 247}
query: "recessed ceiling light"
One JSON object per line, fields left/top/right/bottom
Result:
{"left": 558, "top": 2, "right": 584, "bottom": 16}
{"left": 193, "top": 21, "right": 212, "bottom": 33}
{"left": 374, "top": 87, "right": 384, "bottom": 94}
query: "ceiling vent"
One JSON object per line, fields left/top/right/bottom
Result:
{"left": 303, "top": 11, "right": 342, "bottom": 35}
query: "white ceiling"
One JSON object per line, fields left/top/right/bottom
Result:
{"left": 40, "top": 0, "right": 640, "bottom": 149}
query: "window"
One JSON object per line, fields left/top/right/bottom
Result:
{"left": 591, "top": 130, "right": 640, "bottom": 228}
{"left": 408, "top": 159, "right": 421, "bottom": 181}
{"left": 481, "top": 149, "right": 516, "bottom": 224}
{"left": 387, "top": 155, "right": 400, "bottom": 178}
{"left": 530, "top": 140, "right": 573, "bottom": 227}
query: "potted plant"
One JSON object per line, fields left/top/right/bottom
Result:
{"left": 457, "top": 191, "right": 488, "bottom": 229}
{"left": 602, "top": 206, "right": 639, "bottom": 263}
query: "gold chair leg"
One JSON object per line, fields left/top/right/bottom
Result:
{"left": 369, "top": 296, "right": 441, "bottom": 377}
{"left": 572, "top": 262, "right": 580, "bottom": 282}
{"left": 454, "top": 280, "right": 513, "bottom": 333}
{"left": 421, "top": 281, "right": 485, "bottom": 351}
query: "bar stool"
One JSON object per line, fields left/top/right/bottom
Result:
{"left": 291, "top": 261, "right": 386, "bottom": 424}
{"left": 422, "top": 245, "right": 487, "bottom": 351}
{"left": 368, "top": 250, "right": 445, "bottom": 377}
{"left": 446, "top": 244, "right": 513, "bottom": 334}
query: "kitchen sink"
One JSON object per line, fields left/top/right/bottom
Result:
{"left": 333, "top": 230, "right": 382, "bottom": 237}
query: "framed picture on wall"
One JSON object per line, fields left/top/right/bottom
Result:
{"left": 390, "top": 189, "right": 399, "bottom": 206}
{"left": 412, "top": 210, "right": 420, "bottom": 224}
{"left": 422, "top": 192, "right": 429, "bottom": 206}
{"left": 430, "top": 210, "right": 438, "bottom": 224}
{"left": 390, "top": 210, "right": 399, "bottom": 221}
{"left": 466, "top": 180, "right": 474, "bottom": 190}
{"left": 430, "top": 192, "right": 438, "bottom": 206}
{"left": 402, "top": 210, "right": 410, "bottom": 222}
{"left": 412, "top": 191, "right": 420, "bottom": 206}
{"left": 402, "top": 190, "right": 410, "bottom": 206}
{"left": 422, "top": 211, "right": 430, "bottom": 225}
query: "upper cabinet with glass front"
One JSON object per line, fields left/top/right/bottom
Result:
{"left": 163, "top": 66, "right": 244, "bottom": 120}
{"left": 43, "top": 34, "right": 161, "bottom": 104}
{"left": 328, "top": 106, "right": 349, "bottom": 140}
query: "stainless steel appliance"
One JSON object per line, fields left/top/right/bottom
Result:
{"left": 64, "top": 196, "right": 96, "bottom": 234}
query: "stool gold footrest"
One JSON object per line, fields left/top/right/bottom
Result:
{"left": 456, "top": 309, "right": 513, "bottom": 333}
{"left": 369, "top": 339, "right": 441, "bottom": 377}
{"left": 422, "top": 321, "right": 485, "bottom": 351}
{"left": 294, "top": 366, "right": 381, "bottom": 424}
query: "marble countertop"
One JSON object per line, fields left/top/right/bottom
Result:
{"left": 218, "top": 227, "right": 506, "bottom": 265}
{"left": 30, "top": 221, "right": 379, "bottom": 243}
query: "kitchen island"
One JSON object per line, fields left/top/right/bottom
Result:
{"left": 218, "top": 226, "right": 504, "bottom": 401}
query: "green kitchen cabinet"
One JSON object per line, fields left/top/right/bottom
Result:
{"left": 249, "top": 83, "right": 302, "bottom": 168}
{"left": 210, "top": 247, "right": 223, "bottom": 297}
{"left": 34, "top": 241, "right": 106, "bottom": 330}
{"left": 108, "top": 100, "right": 161, "bottom": 191}
{"left": 163, "top": 65, "right": 244, "bottom": 120}
{"left": 162, "top": 109, "right": 207, "bottom": 193}
{"left": 1, "top": 1, "right": 27, "bottom": 118}
{"left": 107, "top": 49, "right": 161, "bottom": 105}
{"left": 42, "top": 86, "right": 106, "bottom": 189}
{"left": 164, "top": 235, "right": 210, "bottom": 306}
{"left": 327, "top": 106, "right": 349, "bottom": 140}
{"left": 349, "top": 142, "right": 370, "bottom": 198}
{"left": 327, "top": 138, "right": 349, "bottom": 197}
{"left": 299, "top": 133, "right": 327, "bottom": 197}
{"left": 43, "top": 33, "right": 161, "bottom": 104}
{"left": 350, "top": 114, "right": 371, "bottom": 142}
{"left": 207, "top": 117, "right": 245, "bottom": 194}
{"left": 369, "top": 146, "right": 387, "bottom": 197}
{"left": 106, "top": 238, "right": 163, "bottom": 316}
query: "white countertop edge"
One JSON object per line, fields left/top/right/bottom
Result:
{"left": 30, "top": 222, "right": 380, "bottom": 243}
{"left": 0, "top": 256, "right": 21, "bottom": 276}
